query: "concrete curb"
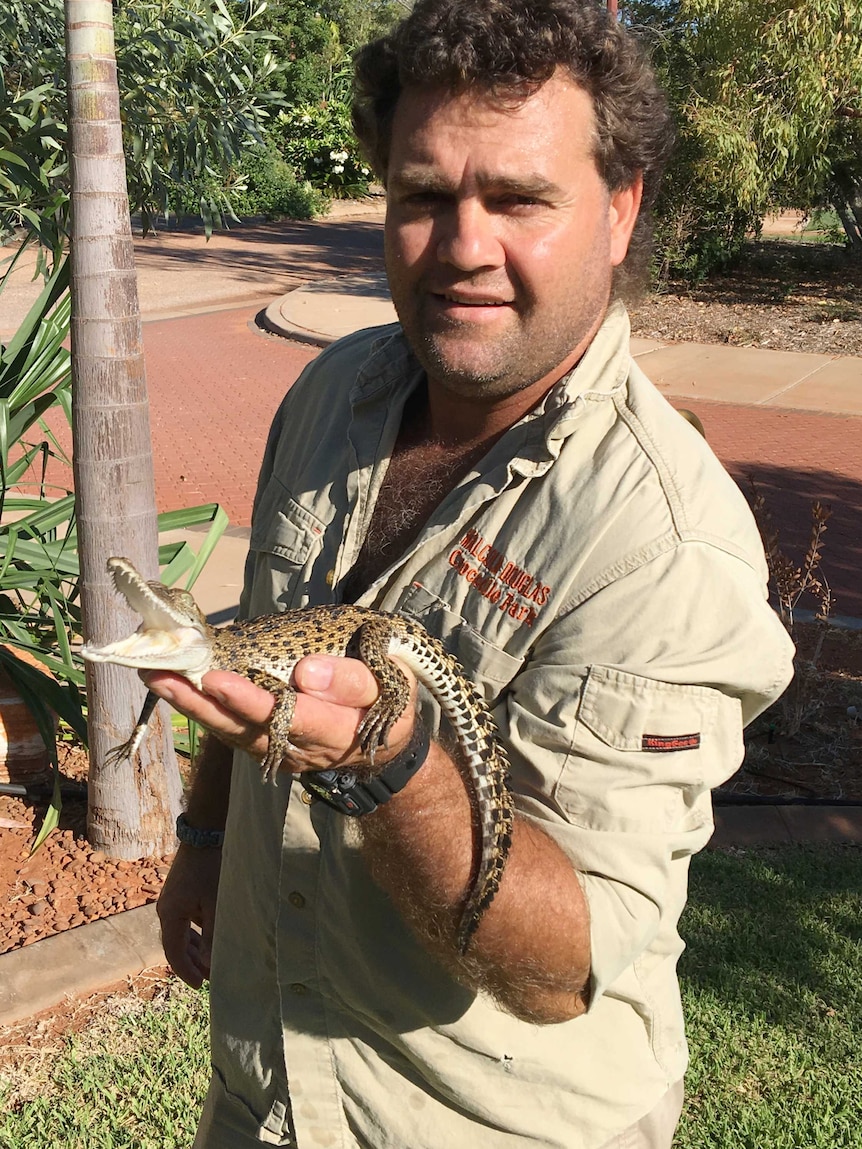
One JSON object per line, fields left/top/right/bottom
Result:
{"left": 259, "top": 296, "right": 330, "bottom": 348}
{"left": 260, "top": 271, "right": 397, "bottom": 348}
{"left": 711, "top": 804, "right": 862, "bottom": 849}
{"left": 0, "top": 904, "right": 165, "bottom": 1027}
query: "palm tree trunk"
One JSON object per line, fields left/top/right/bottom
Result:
{"left": 65, "top": 0, "right": 182, "bottom": 857}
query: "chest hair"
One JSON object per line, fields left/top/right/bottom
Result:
{"left": 341, "top": 391, "right": 496, "bottom": 601}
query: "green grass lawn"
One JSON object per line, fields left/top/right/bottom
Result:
{"left": 1, "top": 844, "right": 860, "bottom": 1148}
{"left": 0, "top": 982, "right": 210, "bottom": 1148}
{"left": 677, "top": 844, "right": 862, "bottom": 1149}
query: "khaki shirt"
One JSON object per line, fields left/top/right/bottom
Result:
{"left": 198, "top": 304, "right": 794, "bottom": 1149}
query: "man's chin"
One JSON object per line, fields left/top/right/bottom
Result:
{"left": 414, "top": 332, "right": 512, "bottom": 390}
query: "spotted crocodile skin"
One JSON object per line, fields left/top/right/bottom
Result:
{"left": 83, "top": 558, "right": 515, "bottom": 952}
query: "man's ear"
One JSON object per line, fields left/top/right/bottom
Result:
{"left": 609, "top": 173, "right": 644, "bottom": 267}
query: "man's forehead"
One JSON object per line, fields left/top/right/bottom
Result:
{"left": 388, "top": 75, "right": 598, "bottom": 165}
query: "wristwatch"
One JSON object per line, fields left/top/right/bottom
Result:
{"left": 175, "top": 812, "right": 226, "bottom": 849}
{"left": 299, "top": 717, "right": 431, "bottom": 816}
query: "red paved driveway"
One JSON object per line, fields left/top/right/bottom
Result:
{"left": 679, "top": 401, "right": 862, "bottom": 620}
{"left": 143, "top": 307, "right": 317, "bottom": 518}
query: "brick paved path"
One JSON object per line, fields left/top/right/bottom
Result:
{"left": 136, "top": 311, "right": 862, "bottom": 619}
{"left": 143, "top": 307, "right": 317, "bottom": 517}
{"left": 677, "top": 401, "right": 861, "bottom": 619}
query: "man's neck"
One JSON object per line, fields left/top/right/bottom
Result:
{"left": 423, "top": 311, "right": 605, "bottom": 446}
{"left": 339, "top": 383, "right": 502, "bottom": 602}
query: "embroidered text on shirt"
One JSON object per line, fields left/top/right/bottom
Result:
{"left": 642, "top": 733, "right": 701, "bottom": 752}
{"left": 448, "top": 529, "right": 552, "bottom": 627}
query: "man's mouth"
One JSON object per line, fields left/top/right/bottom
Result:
{"left": 434, "top": 291, "right": 514, "bottom": 309}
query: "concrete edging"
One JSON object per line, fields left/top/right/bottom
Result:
{"left": 0, "top": 904, "right": 165, "bottom": 1027}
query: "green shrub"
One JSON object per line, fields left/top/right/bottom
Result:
{"left": 229, "top": 144, "right": 325, "bottom": 218}
{"left": 171, "top": 144, "right": 324, "bottom": 222}
{"left": 273, "top": 92, "right": 372, "bottom": 199}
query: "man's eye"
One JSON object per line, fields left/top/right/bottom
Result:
{"left": 499, "top": 195, "right": 541, "bottom": 209}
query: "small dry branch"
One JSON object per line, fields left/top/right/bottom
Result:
{"left": 748, "top": 479, "right": 834, "bottom": 736}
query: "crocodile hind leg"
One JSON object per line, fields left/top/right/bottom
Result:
{"left": 105, "top": 690, "right": 160, "bottom": 767}
{"left": 354, "top": 619, "right": 413, "bottom": 765}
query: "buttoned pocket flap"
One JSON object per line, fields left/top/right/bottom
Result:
{"left": 555, "top": 665, "right": 742, "bottom": 832}
{"left": 578, "top": 665, "right": 719, "bottom": 755}
{"left": 249, "top": 478, "right": 325, "bottom": 565}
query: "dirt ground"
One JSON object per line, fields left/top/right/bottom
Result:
{"left": 0, "top": 743, "right": 172, "bottom": 957}
{"left": 630, "top": 239, "right": 862, "bottom": 356}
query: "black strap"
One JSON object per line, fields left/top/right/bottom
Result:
{"left": 299, "top": 717, "right": 431, "bottom": 816}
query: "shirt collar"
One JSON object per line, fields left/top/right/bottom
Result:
{"left": 350, "top": 302, "right": 632, "bottom": 454}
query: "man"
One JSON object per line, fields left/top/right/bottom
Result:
{"left": 154, "top": 2, "right": 794, "bottom": 1147}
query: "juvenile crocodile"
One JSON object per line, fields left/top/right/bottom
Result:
{"left": 82, "top": 557, "right": 514, "bottom": 952}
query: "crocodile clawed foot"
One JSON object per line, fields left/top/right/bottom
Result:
{"left": 356, "top": 704, "right": 401, "bottom": 768}
{"left": 259, "top": 688, "right": 299, "bottom": 783}
{"left": 104, "top": 740, "right": 135, "bottom": 768}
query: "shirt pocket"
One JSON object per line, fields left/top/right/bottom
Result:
{"left": 246, "top": 476, "right": 326, "bottom": 611}
{"left": 554, "top": 664, "right": 743, "bottom": 834}
{"left": 395, "top": 581, "right": 524, "bottom": 702}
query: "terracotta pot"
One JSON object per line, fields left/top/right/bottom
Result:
{"left": 0, "top": 652, "right": 55, "bottom": 785}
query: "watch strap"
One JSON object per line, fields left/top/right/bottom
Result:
{"left": 176, "top": 812, "right": 226, "bottom": 849}
{"left": 300, "top": 717, "right": 431, "bottom": 816}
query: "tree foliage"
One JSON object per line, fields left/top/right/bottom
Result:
{"left": 240, "top": 0, "right": 405, "bottom": 200}
{"left": 0, "top": 0, "right": 281, "bottom": 249}
{"left": 625, "top": 0, "right": 862, "bottom": 276}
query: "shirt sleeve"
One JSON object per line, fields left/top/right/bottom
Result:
{"left": 499, "top": 538, "right": 795, "bottom": 1005}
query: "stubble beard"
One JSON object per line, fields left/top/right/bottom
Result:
{"left": 404, "top": 316, "right": 540, "bottom": 401}
{"left": 395, "top": 295, "right": 611, "bottom": 403}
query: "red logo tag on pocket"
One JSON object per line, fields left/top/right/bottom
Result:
{"left": 642, "top": 733, "right": 701, "bottom": 752}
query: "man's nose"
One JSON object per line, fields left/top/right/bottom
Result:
{"left": 436, "top": 200, "right": 504, "bottom": 271}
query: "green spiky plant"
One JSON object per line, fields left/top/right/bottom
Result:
{"left": 0, "top": 248, "right": 227, "bottom": 846}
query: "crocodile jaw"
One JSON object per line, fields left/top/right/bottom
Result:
{"left": 82, "top": 626, "right": 214, "bottom": 689}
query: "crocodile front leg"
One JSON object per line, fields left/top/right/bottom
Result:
{"left": 104, "top": 690, "right": 161, "bottom": 767}
{"left": 263, "top": 686, "right": 299, "bottom": 783}
{"left": 354, "top": 618, "right": 413, "bottom": 764}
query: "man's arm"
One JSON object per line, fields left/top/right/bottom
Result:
{"left": 357, "top": 741, "right": 591, "bottom": 1024}
{"left": 145, "top": 660, "right": 591, "bottom": 1020}
{"left": 156, "top": 733, "right": 232, "bottom": 988}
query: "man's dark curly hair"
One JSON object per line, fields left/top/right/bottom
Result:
{"left": 352, "top": 0, "right": 675, "bottom": 297}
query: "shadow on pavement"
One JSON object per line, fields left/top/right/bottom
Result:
{"left": 732, "top": 463, "right": 862, "bottom": 620}
{"left": 133, "top": 219, "right": 386, "bottom": 283}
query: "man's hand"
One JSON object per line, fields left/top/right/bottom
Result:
{"left": 142, "top": 655, "right": 417, "bottom": 775}
{"left": 157, "top": 843, "right": 222, "bottom": 988}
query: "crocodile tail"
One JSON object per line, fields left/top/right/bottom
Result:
{"left": 390, "top": 621, "right": 515, "bottom": 953}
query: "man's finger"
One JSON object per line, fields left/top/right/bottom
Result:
{"left": 144, "top": 669, "right": 276, "bottom": 722}
{"left": 293, "top": 655, "right": 386, "bottom": 707}
{"left": 142, "top": 670, "right": 275, "bottom": 753}
{"left": 158, "top": 912, "right": 206, "bottom": 989}
{"left": 198, "top": 670, "right": 279, "bottom": 723}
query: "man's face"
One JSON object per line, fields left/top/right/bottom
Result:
{"left": 384, "top": 72, "right": 641, "bottom": 404}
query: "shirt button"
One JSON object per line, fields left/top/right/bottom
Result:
{"left": 325, "top": 569, "right": 335, "bottom": 587}
{"left": 288, "top": 891, "right": 305, "bottom": 909}
{"left": 290, "top": 982, "right": 308, "bottom": 995}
